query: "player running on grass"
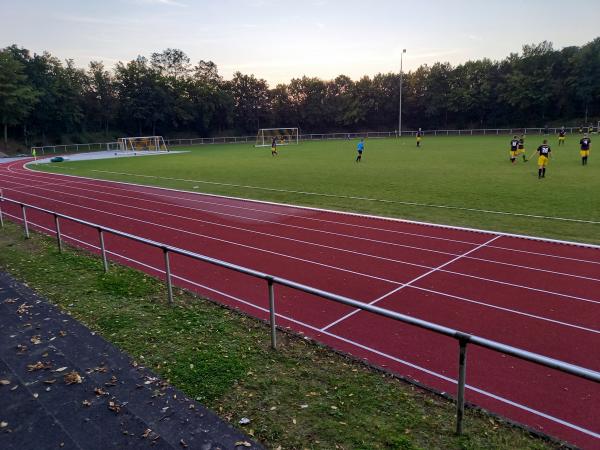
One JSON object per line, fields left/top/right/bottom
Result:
{"left": 355, "top": 138, "right": 365, "bottom": 162}
{"left": 416, "top": 128, "right": 423, "bottom": 147}
{"left": 509, "top": 136, "right": 519, "bottom": 164}
{"left": 558, "top": 127, "right": 566, "bottom": 146}
{"left": 580, "top": 134, "right": 591, "bottom": 166}
{"left": 518, "top": 135, "right": 527, "bottom": 161}
{"left": 271, "top": 136, "right": 278, "bottom": 156}
{"left": 536, "top": 139, "right": 551, "bottom": 179}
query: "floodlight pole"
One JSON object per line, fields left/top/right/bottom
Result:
{"left": 398, "top": 49, "right": 406, "bottom": 137}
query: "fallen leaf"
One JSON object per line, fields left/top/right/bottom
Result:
{"left": 58, "top": 331, "right": 67, "bottom": 337}
{"left": 108, "top": 401, "right": 121, "bottom": 414}
{"left": 0, "top": 380, "right": 10, "bottom": 386}
{"left": 64, "top": 371, "right": 83, "bottom": 385}
{"left": 43, "top": 379, "right": 56, "bottom": 384}
{"left": 30, "top": 336, "right": 42, "bottom": 345}
{"left": 179, "top": 439, "right": 188, "bottom": 448}
{"left": 292, "top": 418, "right": 297, "bottom": 425}
{"left": 16, "top": 344, "right": 27, "bottom": 353}
{"left": 234, "top": 442, "right": 252, "bottom": 448}
{"left": 94, "top": 387, "right": 108, "bottom": 396}
{"left": 33, "top": 393, "right": 39, "bottom": 399}
{"left": 142, "top": 428, "right": 152, "bottom": 438}
{"left": 239, "top": 417, "right": 251, "bottom": 425}
{"left": 17, "top": 303, "right": 32, "bottom": 314}
{"left": 0, "top": 421, "right": 7, "bottom": 428}
{"left": 82, "top": 400, "right": 92, "bottom": 407}
{"left": 54, "top": 367, "right": 68, "bottom": 372}
{"left": 27, "top": 361, "right": 51, "bottom": 371}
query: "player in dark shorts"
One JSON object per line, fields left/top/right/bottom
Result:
{"left": 271, "top": 137, "right": 278, "bottom": 156}
{"left": 356, "top": 138, "right": 365, "bottom": 162}
{"left": 558, "top": 128, "right": 566, "bottom": 146}
{"left": 536, "top": 139, "right": 551, "bottom": 178}
{"left": 580, "top": 134, "right": 591, "bottom": 166}
{"left": 509, "top": 136, "right": 519, "bottom": 164}
{"left": 518, "top": 135, "right": 527, "bottom": 161}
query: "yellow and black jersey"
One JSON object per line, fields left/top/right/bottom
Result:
{"left": 537, "top": 144, "right": 551, "bottom": 156}
{"left": 559, "top": 130, "right": 566, "bottom": 138}
{"left": 580, "top": 138, "right": 591, "bottom": 150}
{"left": 518, "top": 138, "right": 525, "bottom": 149}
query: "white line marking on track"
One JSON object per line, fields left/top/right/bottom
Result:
{"left": 15, "top": 160, "right": 600, "bottom": 254}
{"left": 3, "top": 175, "right": 600, "bottom": 309}
{"left": 4, "top": 212, "right": 598, "bottom": 440}
{"left": 2, "top": 186, "right": 599, "bottom": 335}
{"left": 321, "top": 235, "right": 502, "bottom": 331}
{"left": 87, "top": 168, "right": 600, "bottom": 225}
{"left": 5, "top": 170, "right": 600, "bottom": 281}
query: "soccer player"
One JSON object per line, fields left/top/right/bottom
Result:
{"left": 518, "top": 135, "right": 527, "bottom": 161}
{"left": 580, "top": 133, "right": 591, "bottom": 165}
{"left": 536, "top": 139, "right": 551, "bottom": 179}
{"left": 509, "top": 135, "right": 519, "bottom": 164}
{"left": 416, "top": 128, "right": 423, "bottom": 147}
{"left": 558, "top": 127, "right": 566, "bottom": 146}
{"left": 355, "top": 138, "right": 365, "bottom": 162}
{"left": 271, "top": 136, "right": 278, "bottom": 156}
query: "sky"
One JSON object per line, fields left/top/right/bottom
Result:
{"left": 1, "top": 0, "right": 599, "bottom": 85}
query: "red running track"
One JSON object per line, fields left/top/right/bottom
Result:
{"left": 1, "top": 159, "right": 599, "bottom": 448}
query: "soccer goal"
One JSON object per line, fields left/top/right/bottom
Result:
{"left": 118, "top": 136, "right": 169, "bottom": 152}
{"left": 255, "top": 128, "right": 299, "bottom": 147}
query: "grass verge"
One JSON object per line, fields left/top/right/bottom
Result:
{"left": 0, "top": 221, "right": 558, "bottom": 449}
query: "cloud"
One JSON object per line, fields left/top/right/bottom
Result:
{"left": 134, "top": 0, "right": 188, "bottom": 7}
{"left": 54, "top": 14, "right": 143, "bottom": 26}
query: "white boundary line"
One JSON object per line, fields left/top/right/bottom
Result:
{"left": 3, "top": 175, "right": 600, "bottom": 308}
{"left": 4, "top": 170, "right": 600, "bottom": 279}
{"left": 2, "top": 211, "right": 599, "bottom": 441}
{"left": 11, "top": 165, "right": 600, "bottom": 273}
{"left": 4, "top": 171, "right": 600, "bottom": 286}
{"left": 18, "top": 160, "right": 600, "bottom": 250}
{"left": 2, "top": 183, "right": 599, "bottom": 334}
{"left": 321, "top": 236, "right": 502, "bottom": 331}
{"left": 81, "top": 169, "right": 600, "bottom": 225}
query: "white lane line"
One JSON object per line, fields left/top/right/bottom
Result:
{"left": 3, "top": 188, "right": 599, "bottom": 335}
{"left": 3, "top": 173, "right": 600, "bottom": 310}
{"left": 4, "top": 211, "right": 598, "bottom": 440}
{"left": 4, "top": 176, "right": 600, "bottom": 308}
{"left": 405, "top": 285, "right": 600, "bottom": 334}
{"left": 83, "top": 168, "right": 600, "bottom": 225}
{"left": 14, "top": 162, "right": 600, "bottom": 257}
{"left": 321, "top": 235, "right": 502, "bottom": 331}
{"left": 4, "top": 171, "right": 600, "bottom": 282}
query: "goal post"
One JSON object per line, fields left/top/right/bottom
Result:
{"left": 118, "top": 136, "right": 169, "bottom": 152}
{"left": 255, "top": 128, "right": 299, "bottom": 147}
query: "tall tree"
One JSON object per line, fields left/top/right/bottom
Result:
{"left": 0, "top": 50, "right": 38, "bottom": 148}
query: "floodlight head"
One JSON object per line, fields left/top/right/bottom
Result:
{"left": 402, "top": 49, "right": 406, "bottom": 53}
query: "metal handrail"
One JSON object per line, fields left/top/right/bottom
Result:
{"left": 1, "top": 193, "right": 599, "bottom": 436}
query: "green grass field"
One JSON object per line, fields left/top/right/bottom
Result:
{"left": 35, "top": 135, "right": 600, "bottom": 244}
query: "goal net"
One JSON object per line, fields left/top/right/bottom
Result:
{"left": 255, "top": 128, "right": 299, "bottom": 147}
{"left": 118, "top": 136, "right": 169, "bottom": 152}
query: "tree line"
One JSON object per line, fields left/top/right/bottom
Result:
{"left": 1, "top": 39, "right": 599, "bottom": 149}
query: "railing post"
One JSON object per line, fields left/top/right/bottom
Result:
{"left": 163, "top": 248, "right": 174, "bottom": 305}
{"left": 21, "top": 205, "right": 30, "bottom": 238}
{"left": 0, "top": 189, "right": 4, "bottom": 229}
{"left": 456, "top": 337, "right": 469, "bottom": 435}
{"left": 267, "top": 277, "right": 277, "bottom": 349}
{"left": 54, "top": 214, "right": 63, "bottom": 253}
{"left": 98, "top": 228, "right": 108, "bottom": 273}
